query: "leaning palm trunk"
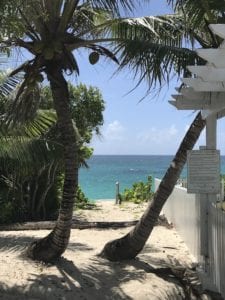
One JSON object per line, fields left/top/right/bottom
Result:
{"left": 101, "top": 112, "right": 205, "bottom": 261}
{"left": 27, "top": 63, "right": 78, "bottom": 262}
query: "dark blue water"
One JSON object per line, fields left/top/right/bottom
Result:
{"left": 79, "top": 155, "right": 225, "bottom": 200}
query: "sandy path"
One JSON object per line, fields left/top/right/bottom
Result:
{"left": 0, "top": 201, "right": 200, "bottom": 300}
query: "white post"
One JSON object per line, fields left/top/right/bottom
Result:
{"left": 201, "top": 113, "right": 217, "bottom": 271}
{"left": 206, "top": 114, "right": 217, "bottom": 149}
{"left": 115, "top": 181, "right": 120, "bottom": 204}
{"left": 221, "top": 178, "right": 224, "bottom": 202}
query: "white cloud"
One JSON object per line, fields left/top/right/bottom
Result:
{"left": 137, "top": 124, "right": 178, "bottom": 144}
{"left": 104, "top": 120, "right": 125, "bottom": 141}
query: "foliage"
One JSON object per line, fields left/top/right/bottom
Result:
{"left": 69, "top": 83, "right": 105, "bottom": 143}
{"left": 120, "top": 176, "right": 154, "bottom": 204}
{"left": 0, "top": 0, "right": 25, "bottom": 58}
{"left": 55, "top": 174, "right": 93, "bottom": 210}
{"left": 75, "top": 186, "right": 94, "bottom": 209}
{"left": 40, "top": 82, "right": 105, "bottom": 162}
{"left": 0, "top": 81, "right": 104, "bottom": 223}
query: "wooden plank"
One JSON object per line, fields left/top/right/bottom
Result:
{"left": 209, "top": 24, "right": 225, "bottom": 39}
{"left": 170, "top": 93, "right": 225, "bottom": 110}
{"left": 179, "top": 87, "right": 206, "bottom": 99}
{"left": 170, "top": 95, "right": 209, "bottom": 109}
{"left": 197, "top": 49, "right": 225, "bottom": 67}
{"left": 187, "top": 65, "right": 225, "bottom": 82}
{"left": 182, "top": 78, "right": 225, "bottom": 92}
{"left": 187, "top": 150, "right": 220, "bottom": 194}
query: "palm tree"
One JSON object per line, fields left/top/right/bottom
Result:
{"left": 2, "top": 0, "right": 195, "bottom": 262}
{"left": 2, "top": 0, "right": 217, "bottom": 262}
{"left": 101, "top": 0, "right": 225, "bottom": 261}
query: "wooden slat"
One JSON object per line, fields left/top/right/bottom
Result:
{"left": 187, "top": 65, "right": 225, "bottom": 82}
{"left": 197, "top": 49, "right": 225, "bottom": 67}
{"left": 182, "top": 78, "right": 225, "bottom": 92}
{"left": 209, "top": 24, "right": 225, "bottom": 40}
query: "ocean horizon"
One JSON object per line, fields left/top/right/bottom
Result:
{"left": 79, "top": 155, "right": 225, "bottom": 200}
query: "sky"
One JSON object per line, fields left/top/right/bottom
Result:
{"left": 8, "top": 0, "right": 225, "bottom": 155}
{"left": 75, "top": 0, "right": 225, "bottom": 155}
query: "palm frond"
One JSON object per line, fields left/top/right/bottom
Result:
{"left": 57, "top": 0, "right": 79, "bottom": 33}
{"left": 116, "top": 40, "right": 204, "bottom": 91}
{"left": 96, "top": 14, "right": 203, "bottom": 89}
{"left": 1, "top": 109, "right": 57, "bottom": 137}
{"left": 167, "top": 0, "right": 225, "bottom": 47}
{"left": 4, "top": 82, "right": 41, "bottom": 128}
{"left": 0, "top": 72, "right": 21, "bottom": 97}
{"left": 13, "top": 109, "right": 57, "bottom": 138}
{"left": 0, "top": 135, "right": 62, "bottom": 178}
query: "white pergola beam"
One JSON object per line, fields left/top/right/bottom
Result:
{"left": 178, "top": 87, "right": 205, "bottom": 99}
{"left": 197, "top": 49, "right": 225, "bottom": 67}
{"left": 182, "top": 78, "right": 225, "bottom": 92}
{"left": 170, "top": 93, "right": 225, "bottom": 110}
{"left": 170, "top": 24, "right": 225, "bottom": 122}
{"left": 209, "top": 24, "right": 225, "bottom": 39}
{"left": 187, "top": 65, "right": 225, "bottom": 82}
{"left": 173, "top": 89, "right": 225, "bottom": 102}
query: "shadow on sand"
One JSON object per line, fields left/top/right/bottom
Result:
{"left": 0, "top": 232, "right": 223, "bottom": 300}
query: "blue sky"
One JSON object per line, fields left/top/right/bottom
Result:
{"left": 9, "top": 0, "right": 225, "bottom": 155}
{"left": 74, "top": 0, "right": 225, "bottom": 155}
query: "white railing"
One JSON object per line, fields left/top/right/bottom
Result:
{"left": 155, "top": 178, "right": 225, "bottom": 298}
{"left": 208, "top": 204, "right": 225, "bottom": 297}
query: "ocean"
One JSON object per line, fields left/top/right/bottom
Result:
{"left": 79, "top": 155, "right": 225, "bottom": 200}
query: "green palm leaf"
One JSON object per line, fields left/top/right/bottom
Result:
{"left": 0, "top": 136, "right": 62, "bottom": 177}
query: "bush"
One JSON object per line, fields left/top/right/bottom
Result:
{"left": 74, "top": 186, "right": 94, "bottom": 209}
{"left": 120, "top": 176, "right": 154, "bottom": 204}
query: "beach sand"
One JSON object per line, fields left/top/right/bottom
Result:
{"left": 0, "top": 201, "right": 205, "bottom": 300}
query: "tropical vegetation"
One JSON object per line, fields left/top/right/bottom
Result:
{"left": 0, "top": 0, "right": 199, "bottom": 262}
{"left": 120, "top": 176, "right": 154, "bottom": 204}
{"left": 0, "top": 0, "right": 222, "bottom": 263}
{"left": 0, "top": 81, "right": 104, "bottom": 224}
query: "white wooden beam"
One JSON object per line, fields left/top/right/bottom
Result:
{"left": 209, "top": 24, "right": 225, "bottom": 40}
{"left": 182, "top": 78, "right": 225, "bottom": 91}
{"left": 171, "top": 92, "right": 209, "bottom": 102}
{"left": 170, "top": 93, "right": 225, "bottom": 110}
{"left": 169, "top": 96, "right": 209, "bottom": 110}
{"left": 178, "top": 87, "right": 204, "bottom": 99}
{"left": 187, "top": 65, "right": 225, "bottom": 82}
{"left": 173, "top": 87, "right": 225, "bottom": 101}
{"left": 202, "top": 108, "right": 225, "bottom": 120}
{"left": 197, "top": 49, "right": 225, "bottom": 67}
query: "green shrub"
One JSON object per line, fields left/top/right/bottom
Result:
{"left": 74, "top": 186, "right": 94, "bottom": 209}
{"left": 120, "top": 176, "right": 154, "bottom": 204}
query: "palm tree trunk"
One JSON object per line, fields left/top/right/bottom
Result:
{"left": 101, "top": 112, "right": 206, "bottom": 261}
{"left": 26, "top": 63, "right": 78, "bottom": 262}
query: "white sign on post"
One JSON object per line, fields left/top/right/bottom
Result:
{"left": 187, "top": 149, "right": 220, "bottom": 194}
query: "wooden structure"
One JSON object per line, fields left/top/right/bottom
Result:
{"left": 169, "top": 24, "right": 225, "bottom": 297}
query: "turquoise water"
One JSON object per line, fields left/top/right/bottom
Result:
{"left": 79, "top": 155, "right": 225, "bottom": 200}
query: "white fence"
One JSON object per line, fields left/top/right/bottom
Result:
{"left": 208, "top": 204, "right": 225, "bottom": 297}
{"left": 155, "top": 179, "right": 225, "bottom": 298}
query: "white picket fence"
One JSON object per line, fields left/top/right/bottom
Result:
{"left": 155, "top": 179, "right": 225, "bottom": 298}
{"left": 208, "top": 203, "right": 225, "bottom": 297}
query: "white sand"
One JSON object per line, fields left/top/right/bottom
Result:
{"left": 0, "top": 201, "right": 196, "bottom": 300}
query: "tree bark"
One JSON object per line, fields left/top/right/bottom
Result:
{"left": 26, "top": 63, "right": 78, "bottom": 262}
{"left": 101, "top": 112, "right": 206, "bottom": 261}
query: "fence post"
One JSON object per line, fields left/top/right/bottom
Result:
{"left": 220, "top": 178, "right": 224, "bottom": 202}
{"left": 115, "top": 181, "right": 120, "bottom": 204}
